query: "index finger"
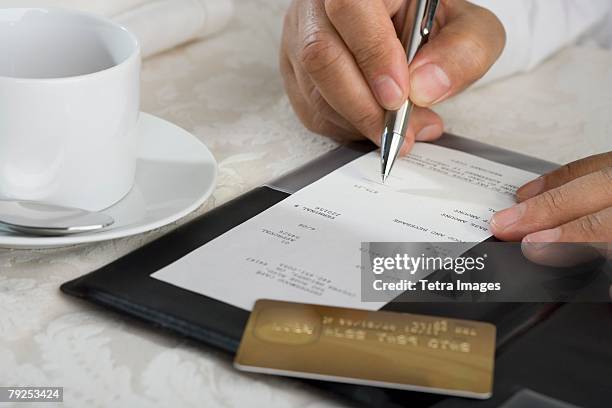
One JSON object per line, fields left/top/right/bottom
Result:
{"left": 324, "top": 0, "right": 410, "bottom": 110}
{"left": 295, "top": 0, "right": 386, "bottom": 141}
{"left": 492, "top": 168, "right": 612, "bottom": 241}
{"left": 517, "top": 153, "right": 612, "bottom": 202}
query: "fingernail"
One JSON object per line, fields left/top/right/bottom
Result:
{"left": 411, "top": 64, "right": 451, "bottom": 105}
{"left": 523, "top": 228, "right": 561, "bottom": 250}
{"left": 517, "top": 177, "right": 545, "bottom": 201}
{"left": 416, "top": 124, "right": 443, "bottom": 141}
{"left": 373, "top": 75, "right": 404, "bottom": 109}
{"left": 491, "top": 203, "right": 526, "bottom": 233}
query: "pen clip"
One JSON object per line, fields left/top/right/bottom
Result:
{"left": 421, "top": 0, "right": 439, "bottom": 39}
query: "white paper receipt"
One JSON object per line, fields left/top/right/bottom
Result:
{"left": 152, "top": 144, "right": 538, "bottom": 311}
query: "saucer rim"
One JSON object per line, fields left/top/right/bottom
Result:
{"left": 0, "top": 112, "right": 218, "bottom": 249}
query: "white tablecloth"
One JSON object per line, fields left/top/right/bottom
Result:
{"left": 1, "top": 1, "right": 611, "bottom": 407}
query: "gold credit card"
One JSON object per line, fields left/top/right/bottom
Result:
{"left": 235, "top": 300, "right": 496, "bottom": 399}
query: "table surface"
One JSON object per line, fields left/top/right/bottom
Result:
{"left": 1, "top": 1, "right": 611, "bottom": 407}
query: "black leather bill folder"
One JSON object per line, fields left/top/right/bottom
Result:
{"left": 62, "top": 135, "right": 612, "bottom": 408}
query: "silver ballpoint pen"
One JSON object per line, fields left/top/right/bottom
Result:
{"left": 381, "top": 0, "right": 439, "bottom": 183}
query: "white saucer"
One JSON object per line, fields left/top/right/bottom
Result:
{"left": 0, "top": 113, "right": 217, "bottom": 249}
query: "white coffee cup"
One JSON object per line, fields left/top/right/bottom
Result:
{"left": 0, "top": 8, "right": 141, "bottom": 211}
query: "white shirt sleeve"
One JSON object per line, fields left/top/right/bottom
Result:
{"left": 470, "top": 0, "right": 612, "bottom": 85}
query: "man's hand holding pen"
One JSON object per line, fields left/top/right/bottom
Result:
{"left": 280, "top": 0, "right": 505, "bottom": 151}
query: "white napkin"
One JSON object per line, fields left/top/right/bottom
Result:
{"left": 0, "top": 0, "right": 234, "bottom": 57}
{"left": 115, "top": 0, "right": 234, "bottom": 57}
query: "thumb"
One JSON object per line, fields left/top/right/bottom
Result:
{"left": 409, "top": 0, "right": 506, "bottom": 107}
